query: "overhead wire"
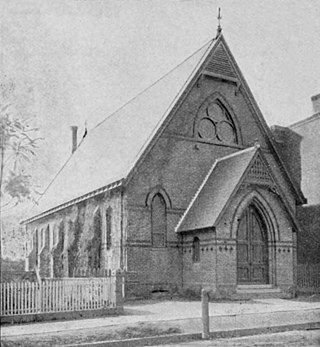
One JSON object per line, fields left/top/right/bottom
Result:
{"left": 27, "top": 37, "right": 215, "bottom": 213}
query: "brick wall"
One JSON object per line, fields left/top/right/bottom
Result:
{"left": 181, "top": 186, "right": 295, "bottom": 297}
{"left": 182, "top": 229, "right": 217, "bottom": 294}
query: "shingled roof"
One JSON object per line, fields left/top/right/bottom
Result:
{"left": 26, "top": 39, "right": 214, "bottom": 222}
{"left": 175, "top": 146, "right": 258, "bottom": 232}
{"left": 25, "top": 33, "right": 306, "bottom": 224}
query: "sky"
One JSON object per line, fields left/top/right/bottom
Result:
{"left": 1, "top": 0, "right": 320, "bottom": 194}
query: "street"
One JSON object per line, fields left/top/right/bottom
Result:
{"left": 151, "top": 330, "right": 320, "bottom": 347}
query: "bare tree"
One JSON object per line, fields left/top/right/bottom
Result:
{"left": 0, "top": 79, "right": 42, "bottom": 262}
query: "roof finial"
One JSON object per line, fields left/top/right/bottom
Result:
{"left": 216, "top": 7, "right": 222, "bottom": 37}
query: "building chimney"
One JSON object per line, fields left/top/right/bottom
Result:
{"left": 71, "top": 126, "right": 78, "bottom": 153}
{"left": 311, "top": 93, "right": 320, "bottom": 114}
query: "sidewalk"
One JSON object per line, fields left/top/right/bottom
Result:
{"left": 1, "top": 298, "right": 320, "bottom": 346}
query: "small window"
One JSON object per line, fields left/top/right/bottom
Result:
{"left": 151, "top": 194, "right": 167, "bottom": 247}
{"left": 192, "top": 237, "right": 200, "bottom": 263}
{"left": 106, "top": 207, "right": 112, "bottom": 250}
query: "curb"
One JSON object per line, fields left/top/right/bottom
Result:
{"left": 64, "top": 322, "right": 320, "bottom": 347}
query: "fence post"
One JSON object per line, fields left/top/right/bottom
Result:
{"left": 115, "top": 270, "right": 124, "bottom": 310}
{"left": 201, "top": 288, "right": 210, "bottom": 340}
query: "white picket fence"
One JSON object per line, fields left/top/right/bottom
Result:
{"left": 0, "top": 277, "right": 117, "bottom": 316}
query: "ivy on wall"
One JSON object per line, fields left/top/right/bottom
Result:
{"left": 68, "top": 202, "right": 87, "bottom": 277}
{"left": 68, "top": 218, "right": 80, "bottom": 277}
{"left": 28, "top": 230, "right": 38, "bottom": 270}
{"left": 53, "top": 221, "right": 65, "bottom": 278}
{"left": 87, "top": 209, "right": 102, "bottom": 272}
{"left": 39, "top": 226, "right": 51, "bottom": 277}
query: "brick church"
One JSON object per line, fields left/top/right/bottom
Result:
{"left": 24, "top": 31, "right": 307, "bottom": 298}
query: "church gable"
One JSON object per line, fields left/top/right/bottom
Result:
{"left": 126, "top": 34, "right": 304, "bottom": 218}
{"left": 163, "top": 37, "right": 270, "bottom": 150}
{"left": 152, "top": 35, "right": 304, "bottom": 206}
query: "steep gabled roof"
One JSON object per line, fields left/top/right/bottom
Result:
{"left": 25, "top": 33, "right": 305, "bottom": 224}
{"left": 25, "top": 39, "right": 214, "bottom": 223}
{"left": 175, "top": 146, "right": 302, "bottom": 233}
{"left": 175, "top": 147, "right": 257, "bottom": 232}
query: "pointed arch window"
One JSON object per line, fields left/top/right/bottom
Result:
{"left": 39, "top": 228, "right": 46, "bottom": 253}
{"left": 106, "top": 207, "right": 112, "bottom": 251}
{"left": 197, "top": 99, "right": 238, "bottom": 144}
{"left": 192, "top": 237, "right": 200, "bottom": 263}
{"left": 88, "top": 209, "right": 102, "bottom": 272}
{"left": 151, "top": 193, "right": 167, "bottom": 247}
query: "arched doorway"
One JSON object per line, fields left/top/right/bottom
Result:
{"left": 237, "top": 205, "right": 269, "bottom": 284}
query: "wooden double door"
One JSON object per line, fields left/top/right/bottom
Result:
{"left": 237, "top": 205, "right": 269, "bottom": 284}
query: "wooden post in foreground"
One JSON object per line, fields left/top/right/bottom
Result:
{"left": 201, "top": 288, "right": 210, "bottom": 339}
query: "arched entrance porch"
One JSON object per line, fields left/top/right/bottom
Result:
{"left": 232, "top": 191, "right": 278, "bottom": 287}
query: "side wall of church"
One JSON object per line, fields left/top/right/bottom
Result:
{"left": 26, "top": 188, "right": 123, "bottom": 278}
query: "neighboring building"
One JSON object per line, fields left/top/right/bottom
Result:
{"left": 290, "top": 95, "right": 320, "bottom": 206}
{"left": 290, "top": 95, "right": 320, "bottom": 264}
{"left": 24, "top": 32, "right": 306, "bottom": 299}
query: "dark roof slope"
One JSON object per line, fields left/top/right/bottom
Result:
{"left": 176, "top": 146, "right": 257, "bottom": 232}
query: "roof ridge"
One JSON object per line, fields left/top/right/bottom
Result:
{"left": 92, "top": 38, "right": 215, "bottom": 132}
{"left": 215, "top": 145, "right": 257, "bottom": 163}
{"left": 289, "top": 112, "right": 320, "bottom": 129}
